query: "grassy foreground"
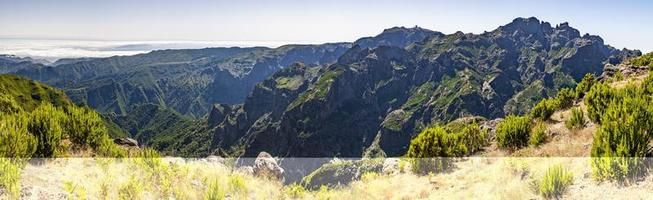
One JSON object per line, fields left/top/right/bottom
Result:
{"left": 2, "top": 157, "right": 653, "bottom": 200}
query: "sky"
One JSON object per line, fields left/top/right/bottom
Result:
{"left": 0, "top": 0, "right": 651, "bottom": 53}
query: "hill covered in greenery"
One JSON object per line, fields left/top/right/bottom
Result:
{"left": 0, "top": 74, "right": 127, "bottom": 158}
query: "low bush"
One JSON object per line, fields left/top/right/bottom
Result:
{"left": 0, "top": 114, "right": 37, "bottom": 158}
{"left": 584, "top": 83, "right": 619, "bottom": 123}
{"left": 63, "top": 106, "right": 110, "bottom": 149}
{"left": 496, "top": 115, "right": 532, "bottom": 149}
{"left": 529, "top": 122, "right": 547, "bottom": 146}
{"left": 407, "top": 123, "right": 488, "bottom": 174}
{"left": 455, "top": 122, "right": 487, "bottom": 154}
{"left": 591, "top": 95, "right": 653, "bottom": 182}
{"left": 565, "top": 108, "right": 586, "bottom": 131}
{"left": 628, "top": 52, "right": 653, "bottom": 67}
{"left": 28, "top": 103, "right": 65, "bottom": 157}
{"left": 0, "top": 95, "right": 22, "bottom": 115}
{"left": 531, "top": 165, "right": 573, "bottom": 199}
{"left": 555, "top": 87, "right": 575, "bottom": 109}
{"left": 406, "top": 126, "right": 456, "bottom": 174}
{"left": 575, "top": 74, "right": 596, "bottom": 99}
{"left": 530, "top": 99, "right": 557, "bottom": 121}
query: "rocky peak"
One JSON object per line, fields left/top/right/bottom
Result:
{"left": 552, "top": 22, "right": 581, "bottom": 41}
{"left": 499, "top": 17, "right": 551, "bottom": 35}
{"left": 354, "top": 26, "right": 443, "bottom": 49}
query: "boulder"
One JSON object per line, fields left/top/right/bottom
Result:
{"left": 301, "top": 159, "right": 384, "bottom": 189}
{"left": 113, "top": 138, "right": 138, "bottom": 147}
{"left": 480, "top": 118, "right": 503, "bottom": 140}
{"left": 252, "top": 152, "right": 284, "bottom": 181}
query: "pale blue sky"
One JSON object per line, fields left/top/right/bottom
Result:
{"left": 0, "top": 0, "right": 651, "bottom": 52}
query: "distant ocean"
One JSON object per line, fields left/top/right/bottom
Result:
{"left": 0, "top": 39, "right": 295, "bottom": 62}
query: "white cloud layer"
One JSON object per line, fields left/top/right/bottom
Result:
{"left": 0, "top": 39, "right": 291, "bottom": 62}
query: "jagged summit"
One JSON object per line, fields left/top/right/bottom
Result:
{"left": 354, "top": 26, "right": 443, "bottom": 49}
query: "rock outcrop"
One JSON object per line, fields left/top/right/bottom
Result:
{"left": 252, "top": 152, "right": 284, "bottom": 181}
{"left": 301, "top": 159, "right": 384, "bottom": 189}
{"left": 599, "top": 63, "right": 649, "bottom": 81}
{"left": 113, "top": 138, "right": 138, "bottom": 147}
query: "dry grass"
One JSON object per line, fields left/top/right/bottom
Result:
{"left": 9, "top": 157, "right": 653, "bottom": 200}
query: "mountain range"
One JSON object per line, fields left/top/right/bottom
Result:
{"left": 1, "top": 17, "right": 641, "bottom": 157}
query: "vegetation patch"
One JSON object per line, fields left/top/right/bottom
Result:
{"left": 406, "top": 123, "right": 487, "bottom": 174}
{"left": 531, "top": 164, "right": 573, "bottom": 199}
{"left": 496, "top": 115, "right": 532, "bottom": 149}
{"left": 529, "top": 121, "right": 547, "bottom": 146}
{"left": 565, "top": 108, "right": 586, "bottom": 131}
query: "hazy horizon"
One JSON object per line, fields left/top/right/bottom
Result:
{"left": 1, "top": 0, "right": 652, "bottom": 59}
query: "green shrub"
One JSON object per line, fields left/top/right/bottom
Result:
{"left": 531, "top": 165, "right": 573, "bottom": 199}
{"left": 0, "top": 95, "right": 23, "bottom": 115}
{"left": 529, "top": 122, "right": 547, "bottom": 146}
{"left": 575, "top": 74, "right": 596, "bottom": 99}
{"left": 455, "top": 123, "right": 487, "bottom": 154}
{"left": 584, "top": 83, "right": 618, "bottom": 123}
{"left": 63, "top": 106, "right": 109, "bottom": 149}
{"left": 496, "top": 115, "right": 532, "bottom": 149}
{"left": 205, "top": 178, "right": 225, "bottom": 200}
{"left": 641, "top": 73, "right": 653, "bottom": 95}
{"left": 555, "top": 88, "right": 575, "bottom": 109}
{"left": 565, "top": 108, "right": 586, "bottom": 131}
{"left": 284, "top": 183, "right": 307, "bottom": 199}
{"left": 591, "top": 95, "right": 653, "bottom": 182}
{"left": 530, "top": 99, "right": 557, "bottom": 121}
{"left": 0, "top": 158, "right": 22, "bottom": 199}
{"left": 611, "top": 70, "right": 624, "bottom": 82}
{"left": 406, "top": 123, "right": 488, "bottom": 174}
{"left": 628, "top": 52, "right": 653, "bottom": 67}
{"left": 0, "top": 114, "right": 37, "bottom": 158}
{"left": 406, "top": 126, "right": 456, "bottom": 174}
{"left": 28, "top": 103, "right": 65, "bottom": 157}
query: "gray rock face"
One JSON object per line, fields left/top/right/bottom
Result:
{"left": 252, "top": 152, "right": 284, "bottom": 181}
{"left": 113, "top": 138, "right": 138, "bottom": 147}
{"left": 301, "top": 159, "right": 384, "bottom": 189}
{"left": 599, "top": 63, "right": 649, "bottom": 81}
